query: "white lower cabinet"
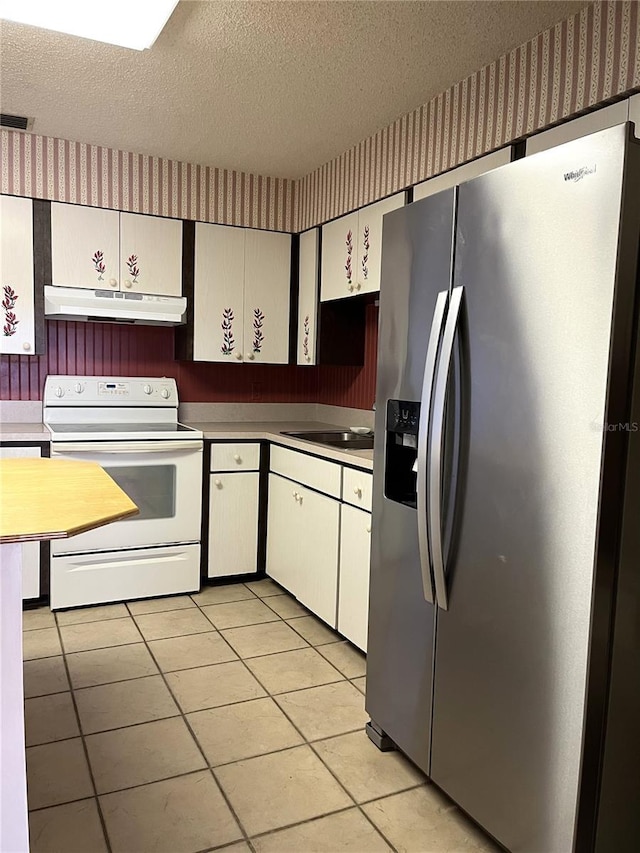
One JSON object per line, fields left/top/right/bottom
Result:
{"left": 338, "top": 503, "right": 371, "bottom": 651}
{"left": 0, "top": 445, "right": 42, "bottom": 600}
{"left": 208, "top": 472, "right": 259, "bottom": 577}
{"left": 266, "top": 473, "right": 340, "bottom": 626}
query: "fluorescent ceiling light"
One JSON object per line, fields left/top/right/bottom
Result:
{"left": 0, "top": 0, "right": 179, "bottom": 50}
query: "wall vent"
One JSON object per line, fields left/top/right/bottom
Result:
{"left": 0, "top": 113, "right": 33, "bottom": 131}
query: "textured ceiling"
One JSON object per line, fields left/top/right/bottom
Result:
{"left": 0, "top": 0, "right": 587, "bottom": 178}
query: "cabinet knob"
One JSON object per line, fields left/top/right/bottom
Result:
{"left": 234, "top": 454, "right": 242, "bottom": 463}
{"left": 235, "top": 353, "right": 243, "bottom": 361}
{"left": 355, "top": 282, "right": 362, "bottom": 291}
{"left": 22, "top": 341, "right": 31, "bottom": 351}
{"left": 109, "top": 278, "right": 117, "bottom": 287}
{"left": 214, "top": 479, "right": 222, "bottom": 488}
{"left": 353, "top": 486, "right": 363, "bottom": 497}
{"left": 124, "top": 280, "right": 132, "bottom": 289}
{"left": 366, "top": 524, "right": 371, "bottom": 534}
{"left": 348, "top": 284, "right": 355, "bottom": 292}
{"left": 247, "top": 353, "right": 255, "bottom": 361}
{"left": 292, "top": 490, "right": 298, "bottom": 499}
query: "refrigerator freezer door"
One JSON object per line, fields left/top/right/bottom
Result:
{"left": 430, "top": 126, "right": 632, "bottom": 852}
{"left": 367, "top": 188, "right": 455, "bottom": 774}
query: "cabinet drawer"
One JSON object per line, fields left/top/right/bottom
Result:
{"left": 270, "top": 445, "right": 341, "bottom": 498}
{"left": 342, "top": 467, "right": 373, "bottom": 512}
{"left": 211, "top": 443, "right": 260, "bottom": 472}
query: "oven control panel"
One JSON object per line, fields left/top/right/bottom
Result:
{"left": 99, "top": 381, "right": 130, "bottom": 397}
{"left": 43, "top": 376, "right": 178, "bottom": 406}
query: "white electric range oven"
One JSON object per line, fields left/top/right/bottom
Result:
{"left": 44, "top": 375, "right": 203, "bottom": 609}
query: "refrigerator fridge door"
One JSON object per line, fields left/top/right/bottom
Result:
{"left": 430, "top": 125, "right": 639, "bottom": 852}
{"left": 366, "top": 188, "right": 455, "bottom": 774}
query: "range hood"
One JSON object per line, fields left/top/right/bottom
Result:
{"left": 44, "top": 286, "right": 187, "bottom": 326}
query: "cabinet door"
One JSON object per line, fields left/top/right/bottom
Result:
{"left": 119, "top": 212, "right": 182, "bottom": 295}
{"left": 194, "top": 223, "right": 245, "bottom": 362}
{"left": 208, "top": 473, "right": 259, "bottom": 578}
{"left": 297, "top": 228, "right": 319, "bottom": 365}
{"left": 0, "top": 196, "right": 35, "bottom": 356}
{"left": 266, "top": 473, "right": 299, "bottom": 593}
{"left": 525, "top": 100, "right": 628, "bottom": 155}
{"left": 296, "top": 484, "right": 340, "bottom": 626}
{"left": 338, "top": 504, "right": 371, "bottom": 651}
{"left": 628, "top": 93, "right": 640, "bottom": 139}
{"left": 0, "top": 445, "right": 41, "bottom": 599}
{"left": 413, "top": 148, "right": 512, "bottom": 201}
{"left": 51, "top": 203, "right": 119, "bottom": 290}
{"left": 320, "top": 210, "right": 359, "bottom": 302}
{"left": 267, "top": 473, "right": 340, "bottom": 625}
{"left": 244, "top": 230, "right": 291, "bottom": 364}
{"left": 355, "top": 192, "right": 405, "bottom": 295}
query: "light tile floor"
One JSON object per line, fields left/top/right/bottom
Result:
{"left": 23, "top": 579, "right": 498, "bottom": 853}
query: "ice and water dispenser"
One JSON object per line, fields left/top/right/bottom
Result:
{"left": 384, "top": 399, "right": 420, "bottom": 508}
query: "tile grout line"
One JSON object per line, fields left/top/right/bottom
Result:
{"left": 26, "top": 584, "right": 396, "bottom": 851}
{"left": 50, "top": 612, "right": 114, "bottom": 853}
{"left": 194, "top": 585, "right": 374, "bottom": 844}
{"left": 23, "top": 717, "right": 373, "bottom": 759}
{"left": 231, "top": 584, "right": 398, "bottom": 851}
{"left": 226, "top": 629, "right": 371, "bottom": 845}
{"left": 123, "top": 598, "right": 257, "bottom": 852}
{"left": 231, "top": 628, "right": 399, "bottom": 852}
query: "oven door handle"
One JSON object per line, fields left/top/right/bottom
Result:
{"left": 52, "top": 441, "right": 203, "bottom": 454}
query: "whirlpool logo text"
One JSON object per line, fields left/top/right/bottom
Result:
{"left": 564, "top": 164, "right": 597, "bottom": 182}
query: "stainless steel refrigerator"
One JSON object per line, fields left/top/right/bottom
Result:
{"left": 366, "top": 123, "right": 640, "bottom": 853}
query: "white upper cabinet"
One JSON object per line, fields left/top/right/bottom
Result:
{"left": 297, "top": 228, "right": 319, "bottom": 365}
{"left": 525, "top": 100, "right": 629, "bottom": 155}
{"left": 0, "top": 195, "right": 35, "bottom": 355}
{"left": 413, "top": 148, "right": 512, "bottom": 201}
{"left": 119, "top": 212, "right": 182, "bottom": 296}
{"left": 50, "top": 204, "right": 182, "bottom": 296}
{"left": 51, "top": 203, "right": 119, "bottom": 290}
{"left": 244, "top": 230, "right": 291, "bottom": 364}
{"left": 320, "top": 210, "right": 359, "bottom": 302}
{"left": 628, "top": 93, "right": 640, "bottom": 138}
{"left": 355, "top": 192, "right": 405, "bottom": 295}
{"left": 321, "top": 192, "right": 404, "bottom": 301}
{"left": 194, "top": 223, "right": 245, "bottom": 362}
{"left": 192, "top": 224, "right": 291, "bottom": 364}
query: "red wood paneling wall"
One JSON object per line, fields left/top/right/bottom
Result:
{"left": 317, "top": 302, "right": 378, "bottom": 410}
{"left": 0, "top": 317, "right": 377, "bottom": 409}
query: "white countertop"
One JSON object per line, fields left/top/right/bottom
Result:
{"left": 0, "top": 423, "right": 50, "bottom": 442}
{"left": 185, "top": 421, "right": 374, "bottom": 470}
{"left": 0, "top": 420, "right": 374, "bottom": 470}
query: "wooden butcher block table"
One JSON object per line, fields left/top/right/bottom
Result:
{"left": 0, "top": 458, "right": 138, "bottom": 852}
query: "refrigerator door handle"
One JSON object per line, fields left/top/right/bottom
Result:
{"left": 429, "top": 284, "right": 464, "bottom": 611}
{"left": 416, "top": 288, "right": 449, "bottom": 604}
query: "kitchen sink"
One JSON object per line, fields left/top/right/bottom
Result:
{"left": 281, "top": 430, "right": 374, "bottom": 450}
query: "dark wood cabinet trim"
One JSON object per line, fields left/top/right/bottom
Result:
{"left": 32, "top": 199, "right": 51, "bottom": 355}
{"left": 288, "top": 234, "right": 300, "bottom": 364}
{"left": 175, "top": 218, "right": 195, "bottom": 361}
